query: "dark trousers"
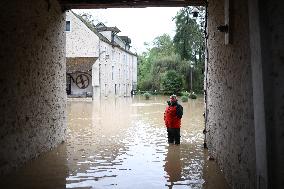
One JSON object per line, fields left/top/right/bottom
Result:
{"left": 167, "top": 128, "right": 180, "bottom": 144}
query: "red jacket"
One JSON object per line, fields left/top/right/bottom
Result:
{"left": 164, "top": 105, "right": 181, "bottom": 128}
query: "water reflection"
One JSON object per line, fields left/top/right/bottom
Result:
{"left": 0, "top": 96, "right": 230, "bottom": 189}
{"left": 0, "top": 143, "right": 68, "bottom": 189}
{"left": 164, "top": 145, "right": 182, "bottom": 188}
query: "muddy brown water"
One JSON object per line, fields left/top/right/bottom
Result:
{"left": 1, "top": 96, "right": 230, "bottom": 189}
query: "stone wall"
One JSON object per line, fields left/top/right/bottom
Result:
{"left": 206, "top": 0, "right": 256, "bottom": 188}
{"left": 93, "top": 40, "right": 137, "bottom": 98}
{"left": 0, "top": 0, "right": 66, "bottom": 175}
{"left": 66, "top": 11, "right": 99, "bottom": 57}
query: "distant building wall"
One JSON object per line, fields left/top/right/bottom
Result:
{"left": 96, "top": 40, "right": 137, "bottom": 97}
{"left": 66, "top": 11, "right": 99, "bottom": 57}
{"left": 65, "top": 11, "right": 98, "bottom": 96}
{"left": 65, "top": 11, "right": 138, "bottom": 98}
{"left": 132, "top": 55, "right": 138, "bottom": 90}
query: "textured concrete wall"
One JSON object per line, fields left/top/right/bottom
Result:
{"left": 206, "top": 0, "right": 256, "bottom": 188}
{"left": 0, "top": 0, "right": 66, "bottom": 175}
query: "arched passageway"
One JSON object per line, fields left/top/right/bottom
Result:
{"left": 0, "top": 0, "right": 283, "bottom": 188}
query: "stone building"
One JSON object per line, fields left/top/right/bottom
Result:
{"left": 66, "top": 11, "right": 138, "bottom": 97}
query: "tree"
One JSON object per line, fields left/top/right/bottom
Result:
{"left": 161, "top": 70, "right": 183, "bottom": 95}
{"left": 137, "top": 7, "right": 205, "bottom": 94}
{"left": 138, "top": 34, "right": 176, "bottom": 91}
{"left": 173, "top": 7, "right": 205, "bottom": 93}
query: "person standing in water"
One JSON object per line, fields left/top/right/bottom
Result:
{"left": 164, "top": 95, "right": 183, "bottom": 145}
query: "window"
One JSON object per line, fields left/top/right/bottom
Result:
{"left": 123, "top": 55, "right": 126, "bottom": 63}
{"left": 104, "top": 64, "right": 107, "bottom": 80}
{"left": 112, "top": 50, "right": 115, "bottom": 61}
{"left": 119, "top": 69, "right": 121, "bottom": 79}
{"left": 65, "top": 21, "right": 71, "bottom": 31}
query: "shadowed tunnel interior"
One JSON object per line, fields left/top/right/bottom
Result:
{"left": 0, "top": 0, "right": 283, "bottom": 188}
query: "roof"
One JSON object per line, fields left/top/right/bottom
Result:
{"left": 119, "top": 36, "right": 131, "bottom": 45}
{"left": 70, "top": 11, "right": 137, "bottom": 57}
{"left": 71, "top": 11, "right": 110, "bottom": 44}
{"left": 95, "top": 23, "right": 121, "bottom": 33}
{"left": 97, "top": 26, "right": 121, "bottom": 33}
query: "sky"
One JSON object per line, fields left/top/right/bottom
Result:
{"left": 73, "top": 7, "right": 182, "bottom": 54}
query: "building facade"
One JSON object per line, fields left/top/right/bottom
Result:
{"left": 66, "top": 11, "right": 138, "bottom": 98}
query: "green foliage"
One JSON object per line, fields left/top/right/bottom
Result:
{"left": 189, "top": 92, "right": 197, "bottom": 99}
{"left": 137, "top": 7, "right": 205, "bottom": 94}
{"left": 173, "top": 7, "right": 205, "bottom": 93}
{"left": 181, "top": 96, "right": 189, "bottom": 102}
{"left": 143, "top": 92, "right": 151, "bottom": 100}
{"left": 138, "top": 34, "right": 177, "bottom": 91}
{"left": 173, "top": 7, "right": 205, "bottom": 61}
{"left": 161, "top": 70, "right": 183, "bottom": 95}
{"left": 180, "top": 91, "right": 190, "bottom": 97}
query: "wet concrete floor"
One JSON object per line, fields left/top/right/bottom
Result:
{"left": 1, "top": 96, "right": 230, "bottom": 189}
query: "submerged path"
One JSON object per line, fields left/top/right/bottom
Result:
{"left": 1, "top": 96, "right": 229, "bottom": 189}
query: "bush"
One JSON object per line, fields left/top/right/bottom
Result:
{"left": 189, "top": 92, "right": 197, "bottom": 99}
{"left": 138, "top": 79, "right": 153, "bottom": 91}
{"left": 180, "top": 91, "right": 190, "bottom": 97}
{"left": 181, "top": 95, "right": 189, "bottom": 102}
{"left": 161, "top": 70, "right": 183, "bottom": 95}
{"left": 143, "top": 92, "right": 151, "bottom": 100}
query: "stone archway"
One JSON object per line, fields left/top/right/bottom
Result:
{"left": 1, "top": 1, "right": 283, "bottom": 189}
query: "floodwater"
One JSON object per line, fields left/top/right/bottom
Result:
{"left": 1, "top": 96, "right": 230, "bottom": 189}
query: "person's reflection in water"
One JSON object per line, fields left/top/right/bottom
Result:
{"left": 164, "top": 145, "right": 182, "bottom": 189}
